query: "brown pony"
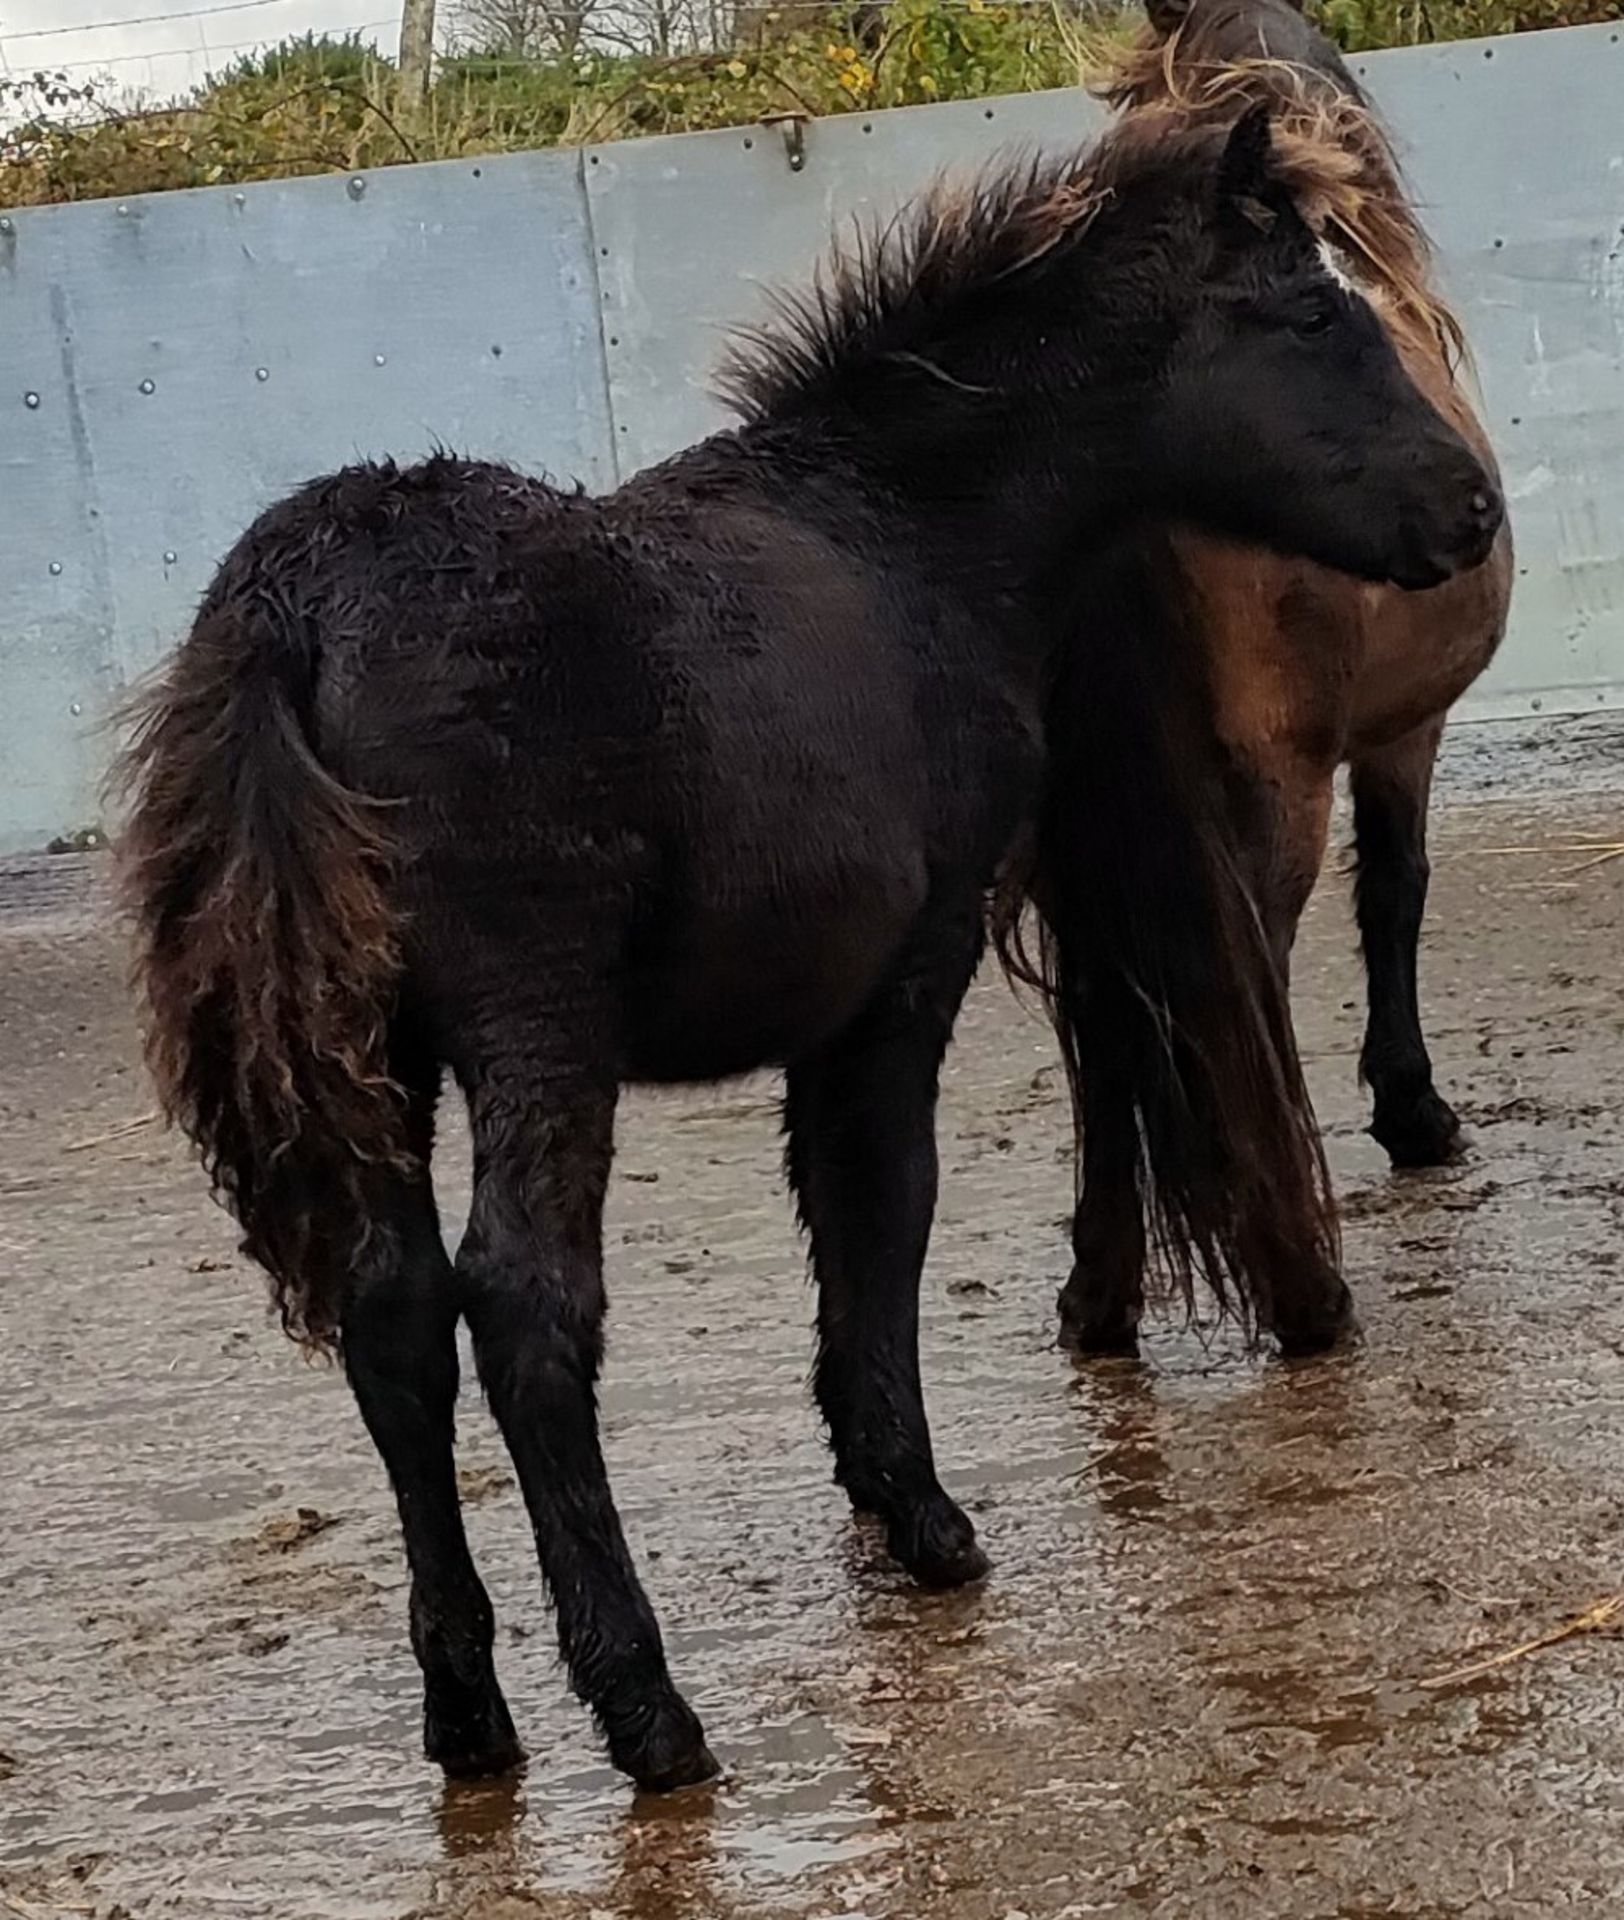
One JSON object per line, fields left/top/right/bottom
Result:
{"left": 1057, "top": 0, "right": 1514, "bottom": 1353}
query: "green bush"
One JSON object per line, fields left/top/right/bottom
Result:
{"left": 1, "top": 0, "right": 1618, "bottom": 209}
{"left": 1320, "top": 0, "right": 1617, "bottom": 46}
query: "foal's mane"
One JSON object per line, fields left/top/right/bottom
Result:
{"left": 1095, "top": 26, "right": 1464, "bottom": 365}
{"left": 717, "top": 126, "right": 1167, "bottom": 421}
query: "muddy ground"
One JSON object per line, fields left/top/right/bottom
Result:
{"left": 3, "top": 718, "right": 1623, "bottom": 1920}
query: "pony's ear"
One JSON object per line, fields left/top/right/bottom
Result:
{"left": 1218, "top": 103, "right": 1275, "bottom": 203}
{"left": 1145, "top": 0, "right": 1192, "bottom": 33}
{"left": 1216, "top": 103, "right": 1286, "bottom": 236}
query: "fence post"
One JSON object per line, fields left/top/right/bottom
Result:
{"left": 398, "top": 0, "right": 436, "bottom": 110}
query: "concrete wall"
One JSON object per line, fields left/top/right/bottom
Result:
{"left": 3, "top": 21, "right": 1621, "bottom": 849}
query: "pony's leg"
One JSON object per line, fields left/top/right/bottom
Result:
{"left": 784, "top": 905, "right": 987, "bottom": 1589}
{"left": 1238, "top": 1208, "right": 1354, "bottom": 1357}
{"left": 1351, "top": 721, "right": 1462, "bottom": 1168}
{"left": 1060, "top": 761, "right": 1339, "bottom": 1360}
{"left": 1063, "top": 1024, "right": 1352, "bottom": 1359}
{"left": 1058, "top": 1000, "right": 1146, "bottom": 1357}
{"left": 1227, "top": 759, "right": 1357, "bottom": 1353}
{"left": 342, "top": 1076, "right": 521, "bottom": 1777}
{"left": 1254, "top": 755, "right": 1335, "bottom": 983}
{"left": 454, "top": 1042, "right": 715, "bottom": 1793}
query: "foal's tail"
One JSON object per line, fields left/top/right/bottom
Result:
{"left": 996, "top": 538, "right": 1339, "bottom": 1338}
{"left": 116, "top": 549, "right": 410, "bottom": 1353}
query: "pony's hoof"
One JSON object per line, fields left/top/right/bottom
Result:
{"left": 1272, "top": 1280, "right": 1357, "bottom": 1358}
{"left": 1058, "top": 1310, "right": 1142, "bottom": 1359}
{"left": 426, "top": 1689, "right": 526, "bottom": 1779}
{"left": 634, "top": 1744, "right": 722, "bottom": 1796}
{"left": 614, "top": 1693, "right": 719, "bottom": 1795}
{"left": 890, "top": 1500, "right": 990, "bottom": 1590}
{"left": 1372, "top": 1090, "right": 1465, "bottom": 1169}
{"left": 1056, "top": 1274, "right": 1141, "bottom": 1357}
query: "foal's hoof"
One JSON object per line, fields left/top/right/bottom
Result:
{"left": 1372, "top": 1089, "right": 1465, "bottom": 1170}
{"left": 1271, "top": 1279, "right": 1356, "bottom": 1359}
{"left": 890, "top": 1500, "right": 990, "bottom": 1590}
{"left": 426, "top": 1688, "right": 526, "bottom": 1779}
{"left": 614, "top": 1692, "right": 720, "bottom": 1795}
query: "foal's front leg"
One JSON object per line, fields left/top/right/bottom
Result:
{"left": 784, "top": 910, "right": 987, "bottom": 1589}
{"left": 455, "top": 1057, "right": 716, "bottom": 1792}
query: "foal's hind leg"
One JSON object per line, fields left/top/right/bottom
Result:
{"left": 342, "top": 1077, "right": 521, "bottom": 1777}
{"left": 784, "top": 903, "right": 988, "bottom": 1589}
{"left": 1351, "top": 721, "right": 1463, "bottom": 1168}
{"left": 454, "top": 1035, "right": 715, "bottom": 1793}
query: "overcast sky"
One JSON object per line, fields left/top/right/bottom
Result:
{"left": 0, "top": 0, "right": 405, "bottom": 104}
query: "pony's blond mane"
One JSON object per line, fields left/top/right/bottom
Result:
{"left": 1095, "top": 27, "right": 1465, "bottom": 367}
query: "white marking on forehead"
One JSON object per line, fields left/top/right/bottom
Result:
{"left": 1315, "top": 232, "right": 1391, "bottom": 316}
{"left": 1316, "top": 235, "right": 1360, "bottom": 294}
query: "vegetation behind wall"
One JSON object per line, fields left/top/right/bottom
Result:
{"left": 2, "top": 0, "right": 1618, "bottom": 208}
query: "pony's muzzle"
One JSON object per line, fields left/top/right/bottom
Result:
{"left": 1447, "top": 476, "right": 1506, "bottom": 572}
{"left": 1391, "top": 465, "right": 1504, "bottom": 591}
{"left": 1465, "top": 481, "right": 1505, "bottom": 551}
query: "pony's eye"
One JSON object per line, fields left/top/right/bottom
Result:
{"left": 1293, "top": 305, "right": 1336, "bottom": 339}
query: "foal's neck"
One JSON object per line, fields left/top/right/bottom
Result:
{"left": 822, "top": 383, "right": 1148, "bottom": 645}
{"left": 724, "top": 221, "right": 1179, "bottom": 678}
{"left": 801, "top": 270, "right": 1166, "bottom": 632}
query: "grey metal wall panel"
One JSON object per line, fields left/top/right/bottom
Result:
{"left": 0, "top": 253, "right": 119, "bottom": 847}
{"left": 1355, "top": 25, "right": 1624, "bottom": 719}
{"left": 584, "top": 87, "right": 1107, "bottom": 476}
{"left": 0, "top": 148, "right": 613, "bottom": 849}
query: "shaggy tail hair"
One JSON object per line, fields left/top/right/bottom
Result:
{"left": 995, "top": 536, "right": 1339, "bottom": 1337}
{"left": 116, "top": 568, "right": 410, "bottom": 1352}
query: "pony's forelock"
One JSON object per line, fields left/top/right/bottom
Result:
{"left": 1093, "top": 24, "right": 1467, "bottom": 367}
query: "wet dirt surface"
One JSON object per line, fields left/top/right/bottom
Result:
{"left": 3, "top": 722, "right": 1623, "bottom": 1919}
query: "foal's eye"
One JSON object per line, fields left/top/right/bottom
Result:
{"left": 1292, "top": 304, "right": 1336, "bottom": 340}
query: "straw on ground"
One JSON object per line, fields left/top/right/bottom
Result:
{"left": 1421, "top": 1593, "right": 1624, "bottom": 1691}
